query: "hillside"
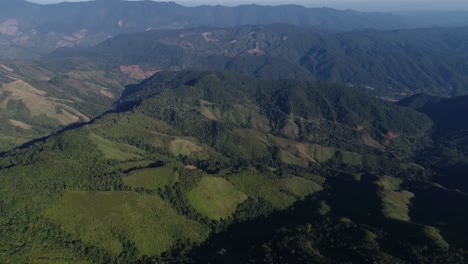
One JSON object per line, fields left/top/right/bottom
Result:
{"left": 0, "top": 57, "right": 152, "bottom": 152}
{"left": 398, "top": 94, "right": 468, "bottom": 195}
{"left": 0, "top": 71, "right": 467, "bottom": 263}
{"left": 54, "top": 25, "right": 468, "bottom": 97}
{"left": 0, "top": 0, "right": 405, "bottom": 59}
{"left": 399, "top": 94, "right": 468, "bottom": 133}
{"left": 2, "top": 24, "right": 468, "bottom": 151}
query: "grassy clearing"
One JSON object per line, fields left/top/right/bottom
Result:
{"left": 277, "top": 176, "right": 323, "bottom": 197}
{"left": 88, "top": 133, "right": 144, "bottom": 161}
{"left": 376, "top": 176, "right": 414, "bottom": 222}
{"left": 124, "top": 164, "right": 179, "bottom": 190}
{"left": 280, "top": 114, "right": 300, "bottom": 139}
{"left": 279, "top": 150, "right": 309, "bottom": 167}
{"left": 422, "top": 226, "right": 449, "bottom": 250}
{"left": 187, "top": 175, "right": 247, "bottom": 220}
{"left": 338, "top": 151, "right": 363, "bottom": 166}
{"left": 308, "top": 144, "right": 336, "bottom": 163}
{"left": 169, "top": 138, "right": 204, "bottom": 156}
{"left": 1, "top": 80, "right": 88, "bottom": 125}
{"left": 227, "top": 167, "right": 297, "bottom": 209}
{"left": 300, "top": 173, "right": 326, "bottom": 185}
{"left": 228, "top": 169, "right": 324, "bottom": 208}
{"left": 270, "top": 136, "right": 336, "bottom": 163}
{"left": 199, "top": 100, "right": 221, "bottom": 120}
{"left": 45, "top": 191, "right": 209, "bottom": 256}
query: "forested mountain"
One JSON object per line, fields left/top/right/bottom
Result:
{"left": 54, "top": 25, "right": 468, "bottom": 97}
{"left": 3, "top": 0, "right": 468, "bottom": 60}
{"left": 0, "top": 0, "right": 404, "bottom": 58}
{"left": 0, "top": 71, "right": 466, "bottom": 263}
{"left": 2, "top": 23, "right": 468, "bottom": 152}
{"left": 0, "top": 1, "right": 467, "bottom": 263}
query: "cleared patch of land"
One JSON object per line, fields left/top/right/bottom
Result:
{"left": 88, "top": 133, "right": 144, "bottom": 161}
{"left": 9, "top": 119, "right": 32, "bottom": 129}
{"left": 187, "top": 175, "right": 247, "bottom": 220}
{"left": 338, "top": 151, "right": 363, "bottom": 166}
{"left": 0, "top": 80, "right": 89, "bottom": 125}
{"left": 277, "top": 176, "right": 323, "bottom": 197}
{"left": 199, "top": 100, "right": 220, "bottom": 120}
{"left": 228, "top": 169, "right": 324, "bottom": 209}
{"left": 270, "top": 136, "right": 336, "bottom": 163}
{"left": 169, "top": 138, "right": 204, "bottom": 156}
{"left": 124, "top": 164, "right": 179, "bottom": 190}
{"left": 376, "top": 176, "right": 414, "bottom": 222}
{"left": 45, "top": 191, "right": 209, "bottom": 256}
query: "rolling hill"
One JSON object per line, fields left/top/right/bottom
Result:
{"left": 0, "top": 56, "right": 153, "bottom": 152}
{"left": 0, "top": 71, "right": 466, "bottom": 263}
{"left": 2, "top": 23, "right": 468, "bottom": 152}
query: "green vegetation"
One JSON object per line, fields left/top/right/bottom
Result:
{"left": 376, "top": 176, "right": 414, "bottom": 222}
{"left": 123, "top": 164, "right": 179, "bottom": 190}
{"left": 228, "top": 168, "right": 298, "bottom": 209}
{"left": 0, "top": 71, "right": 465, "bottom": 263}
{"left": 187, "top": 175, "right": 247, "bottom": 220}
{"left": 89, "top": 133, "right": 144, "bottom": 161}
{"left": 82, "top": 25, "right": 468, "bottom": 97}
{"left": 169, "top": 138, "right": 205, "bottom": 157}
{"left": 277, "top": 176, "right": 323, "bottom": 198}
{"left": 45, "top": 191, "right": 209, "bottom": 256}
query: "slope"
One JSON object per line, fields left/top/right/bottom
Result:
{"left": 0, "top": 57, "right": 151, "bottom": 152}
{"left": 2, "top": 72, "right": 466, "bottom": 263}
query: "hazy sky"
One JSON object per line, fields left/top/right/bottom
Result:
{"left": 27, "top": 0, "right": 468, "bottom": 11}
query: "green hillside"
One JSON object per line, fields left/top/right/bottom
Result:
{"left": 0, "top": 71, "right": 466, "bottom": 263}
{"left": 2, "top": 24, "right": 468, "bottom": 153}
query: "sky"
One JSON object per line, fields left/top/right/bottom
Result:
{"left": 27, "top": 0, "right": 468, "bottom": 12}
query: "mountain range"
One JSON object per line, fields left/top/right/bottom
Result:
{"left": 53, "top": 24, "right": 468, "bottom": 97}
{"left": 0, "top": 2, "right": 467, "bottom": 263}
{"left": 2, "top": 23, "right": 468, "bottom": 153}
{"left": 2, "top": 0, "right": 468, "bottom": 59}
